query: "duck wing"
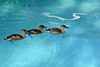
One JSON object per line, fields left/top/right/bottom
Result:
{"left": 27, "top": 29, "right": 41, "bottom": 34}
{"left": 51, "top": 28, "right": 62, "bottom": 32}
{"left": 46, "top": 28, "right": 61, "bottom": 32}
{"left": 5, "top": 34, "right": 22, "bottom": 40}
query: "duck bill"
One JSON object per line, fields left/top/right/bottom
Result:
{"left": 44, "top": 26, "right": 47, "bottom": 28}
{"left": 66, "top": 27, "right": 69, "bottom": 29}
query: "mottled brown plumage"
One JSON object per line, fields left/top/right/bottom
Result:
{"left": 4, "top": 29, "right": 27, "bottom": 44}
{"left": 46, "top": 25, "right": 69, "bottom": 34}
{"left": 27, "top": 25, "right": 47, "bottom": 38}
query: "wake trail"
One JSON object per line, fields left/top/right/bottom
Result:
{"left": 42, "top": 12, "right": 87, "bottom": 21}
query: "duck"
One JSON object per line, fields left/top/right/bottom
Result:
{"left": 4, "top": 29, "right": 27, "bottom": 44}
{"left": 46, "top": 25, "right": 69, "bottom": 37}
{"left": 27, "top": 25, "right": 47, "bottom": 38}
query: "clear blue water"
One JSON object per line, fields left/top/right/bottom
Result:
{"left": 0, "top": 0, "right": 100, "bottom": 67}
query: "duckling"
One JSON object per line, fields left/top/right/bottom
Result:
{"left": 46, "top": 25, "right": 69, "bottom": 37}
{"left": 27, "top": 25, "right": 47, "bottom": 38}
{"left": 4, "top": 29, "right": 27, "bottom": 44}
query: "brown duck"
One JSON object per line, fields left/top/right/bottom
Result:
{"left": 4, "top": 29, "right": 27, "bottom": 44}
{"left": 27, "top": 25, "right": 47, "bottom": 38}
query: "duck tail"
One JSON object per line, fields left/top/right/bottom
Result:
{"left": 4, "top": 38, "right": 7, "bottom": 40}
{"left": 26, "top": 32, "right": 30, "bottom": 36}
{"left": 26, "top": 31, "right": 30, "bottom": 35}
{"left": 26, "top": 32, "right": 33, "bottom": 38}
{"left": 45, "top": 29, "right": 51, "bottom": 31}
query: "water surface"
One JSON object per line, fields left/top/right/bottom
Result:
{"left": 0, "top": 0, "right": 100, "bottom": 67}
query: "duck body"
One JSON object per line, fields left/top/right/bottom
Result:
{"left": 4, "top": 29, "right": 27, "bottom": 41}
{"left": 27, "top": 29, "right": 42, "bottom": 34}
{"left": 46, "top": 25, "right": 69, "bottom": 34}
{"left": 46, "top": 28, "right": 62, "bottom": 34}
{"left": 4, "top": 34, "right": 23, "bottom": 40}
{"left": 26, "top": 25, "right": 47, "bottom": 38}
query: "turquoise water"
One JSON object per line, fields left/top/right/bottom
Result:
{"left": 0, "top": 0, "right": 100, "bottom": 67}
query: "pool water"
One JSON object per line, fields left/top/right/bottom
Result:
{"left": 0, "top": 0, "right": 100, "bottom": 67}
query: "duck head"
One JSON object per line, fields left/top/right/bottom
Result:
{"left": 39, "top": 25, "right": 47, "bottom": 28}
{"left": 21, "top": 29, "right": 27, "bottom": 33}
{"left": 61, "top": 25, "right": 69, "bottom": 29}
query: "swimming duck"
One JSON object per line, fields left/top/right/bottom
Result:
{"left": 46, "top": 25, "right": 69, "bottom": 35}
{"left": 4, "top": 29, "right": 27, "bottom": 44}
{"left": 27, "top": 25, "right": 47, "bottom": 38}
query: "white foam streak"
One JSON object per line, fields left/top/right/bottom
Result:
{"left": 42, "top": 12, "right": 87, "bottom": 21}
{"left": 48, "top": 22, "right": 60, "bottom": 25}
